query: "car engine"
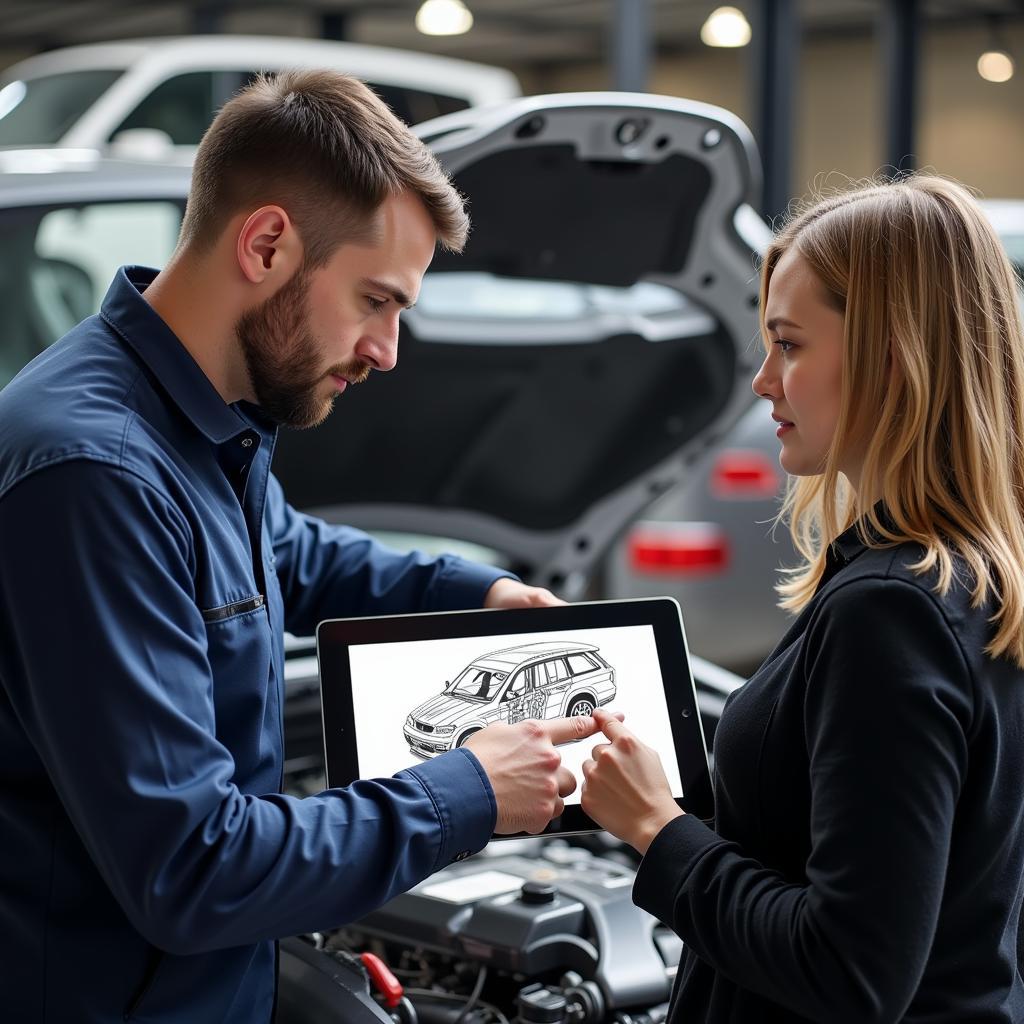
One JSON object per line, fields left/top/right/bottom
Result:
{"left": 277, "top": 837, "right": 679, "bottom": 1024}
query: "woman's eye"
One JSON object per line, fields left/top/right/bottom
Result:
{"left": 366, "top": 296, "right": 387, "bottom": 313}
{"left": 774, "top": 338, "right": 795, "bottom": 353}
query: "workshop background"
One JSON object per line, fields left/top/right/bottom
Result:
{"left": 1, "top": 0, "right": 1021, "bottom": 681}
{"left": 1, "top": 0, "right": 1021, "bottom": 205}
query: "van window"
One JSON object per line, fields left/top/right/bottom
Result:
{"left": 543, "top": 659, "right": 569, "bottom": 685}
{"left": 110, "top": 72, "right": 215, "bottom": 145}
{"left": 567, "top": 653, "right": 597, "bottom": 675}
{"left": 370, "top": 83, "right": 469, "bottom": 126}
{"left": 106, "top": 69, "right": 472, "bottom": 147}
{"left": 506, "top": 665, "right": 533, "bottom": 698}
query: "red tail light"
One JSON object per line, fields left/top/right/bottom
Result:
{"left": 628, "top": 523, "right": 729, "bottom": 576}
{"left": 710, "top": 449, "right": 780, "bottom": 499}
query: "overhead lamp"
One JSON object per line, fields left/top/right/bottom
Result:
{"left": 978, "top": 15, "right": 1015, "bottom": 82}
{"left": 416, "top": 0, "right": 474, "bottom": 36}
{"left": 700, "top": 6, "right": 752, "bottom": 48}
{"left": 978, "top": 50, "right": 1014, "bottom": 82}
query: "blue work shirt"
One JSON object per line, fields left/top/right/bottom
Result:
{"left": 0, "top": 266, "right": 502, "bottom": 1023}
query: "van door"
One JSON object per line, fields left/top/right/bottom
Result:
{"left": 539, "top": 657, "right": 571, "bottom": 717}
{"left": 503, "top": 665, "right": 533, "bottom": 724}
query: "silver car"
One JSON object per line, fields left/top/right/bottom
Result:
{"left": 0, "top": 91, "right": 766, "bottom": 774}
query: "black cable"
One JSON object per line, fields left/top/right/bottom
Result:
{"left": 454, "top": 966, "right": 487, "bottom": 1024}
{"left": 403, "top": 984, "right": 509, "bottom": 1024}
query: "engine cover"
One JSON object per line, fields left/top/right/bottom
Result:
{"left": 345, "top": 841, "right": 681, "bottom": 1010}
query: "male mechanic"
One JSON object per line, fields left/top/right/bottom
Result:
{"left": 0, "top": 70, "right": 599, "bottom": 1022}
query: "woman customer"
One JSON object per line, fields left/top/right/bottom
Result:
{"left": 582, "top": 174, "right": 1024, "bottom": 1022}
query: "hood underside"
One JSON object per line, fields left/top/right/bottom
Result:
{"left": 272, "top": 93, "right": 769, "bottom": 591}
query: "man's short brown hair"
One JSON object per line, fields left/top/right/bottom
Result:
{"left": 178, "top": 69, "right": 469, "bottom": 264}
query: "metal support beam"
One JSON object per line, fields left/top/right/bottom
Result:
{"left": 610, "top": 0, "right": 651, "bottom": 92}
{"left": 191, "top": 3, "right": 226, "bottom": 35}
{"left": 321, "top": 12, "right": 350, "bottom": 41}
{"left": 881, "top": 0, "right": 919, "bottom": 173}
{"left": 750, "top": 0, "right": 798, "bottom": 222}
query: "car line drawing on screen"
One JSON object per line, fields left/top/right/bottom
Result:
{"left": 403, "top": 641, "right": 617, "bottom": 757}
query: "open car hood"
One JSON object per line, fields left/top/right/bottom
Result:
{"left": 272, "top": 93, "right": 771, "bottom": 595}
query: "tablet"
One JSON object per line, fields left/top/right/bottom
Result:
{"left": 316, "top": 597, "right": 713, "bottom": 837}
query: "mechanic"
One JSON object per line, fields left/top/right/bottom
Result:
{"left": 580, "top": 175, "right": 1024, "bottom": 1021}
{"left": 0, "top": 70, "right": 600, "bottom": 1022}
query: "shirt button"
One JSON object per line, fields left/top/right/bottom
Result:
{"left": 241, "top": 437, "right": 253, "bottom": 448}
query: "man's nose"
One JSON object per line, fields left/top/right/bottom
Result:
{"left": 356, "top": 315, "right": 400, "bottom": 373}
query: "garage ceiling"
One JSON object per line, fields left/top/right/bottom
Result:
{"left": 1, "top": 0, "right": 1022, "bottom": 71}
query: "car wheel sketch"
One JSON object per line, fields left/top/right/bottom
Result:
{"left": 404, "top": 641, "right": 617, "bottom": 759}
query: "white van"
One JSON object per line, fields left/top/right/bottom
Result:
{"left": 404, "top": 641, "right": 617, "bottom": 758}
{"left": 0, "top": 36, "right": 521, "bottom": 159}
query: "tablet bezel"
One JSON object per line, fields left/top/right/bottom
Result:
{"left": 316, "top": 597, "right": 713, "bottom": 836}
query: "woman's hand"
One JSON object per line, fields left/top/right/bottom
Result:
{"left": 581, "top": 709, "right": 684, "bottom": 855}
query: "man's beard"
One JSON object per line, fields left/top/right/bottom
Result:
{"left": 235, "top": 266, "right": 368, "bottom": 429}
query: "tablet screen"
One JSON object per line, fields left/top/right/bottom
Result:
{"left": 317, "top": 598, "right": 713, "bottom": 835}
{"left": 349, "top": 624, "right": 682, "bottom": 803}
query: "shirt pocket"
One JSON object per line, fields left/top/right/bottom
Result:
{"left": 200, "top": 594, "right": 265, "bottom": 623}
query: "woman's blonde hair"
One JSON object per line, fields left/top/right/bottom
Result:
{"left": 764, "top": 174, "right": 1024, "bottom": 666}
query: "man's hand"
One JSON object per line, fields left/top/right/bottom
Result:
{"left": 465, "top": 716, "right": 598, "bottom": 834}
{"left": 580, "top": 709, "right": 684, "bottom": 855}
{"left": 483, "top": 578, "right": 563, "bottom": 609}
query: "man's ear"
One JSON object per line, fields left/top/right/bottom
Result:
{"left": 236, "top": 205, "right": 302, "bottom": 284}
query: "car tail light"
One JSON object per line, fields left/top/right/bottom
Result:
{"left": 710, "top": 449, "right": 780, "bottom": 499}
{"left": 628, "top": 522, "right": 729, "bottom": 576}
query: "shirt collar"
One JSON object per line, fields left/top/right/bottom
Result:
{"left": 99, "top": 265, "right": 261, "bottom": 446}
{"left": 829, "top": 502, "right": 896, "bottom": 566}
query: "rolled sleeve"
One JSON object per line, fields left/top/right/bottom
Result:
{"left": 0, "top": 460, "right": 496, "bottom": 953}
{"left": 403, "top": 747, "right": 497, "bottom": 868}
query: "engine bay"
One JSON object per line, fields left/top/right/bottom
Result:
{"left": 277, "top": 837, "right": 679, "bottom": 1024}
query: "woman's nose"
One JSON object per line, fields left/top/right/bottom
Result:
{"left": 751, "top": 351, "right": 779, "bottom": 399}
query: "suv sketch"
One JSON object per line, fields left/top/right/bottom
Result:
{"left": 404, "top": 641, "right": 617, "bottom": 758}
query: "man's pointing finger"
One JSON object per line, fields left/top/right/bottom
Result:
{"left": 544, "top": 710, "right": 626, "bottom": 746}
{"left": 543, "top": 714, "right": 601, "bottom": 745}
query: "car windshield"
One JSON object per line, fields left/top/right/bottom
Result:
{"left": 0, "top": 71, "right": 124, "bottom": 146}
{"left": 449, "top": 663, "right": 507, "bottom": 702}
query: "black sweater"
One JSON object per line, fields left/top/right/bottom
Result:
{"left": 634, "top": 524, "right": 1024, "bottom": 1022}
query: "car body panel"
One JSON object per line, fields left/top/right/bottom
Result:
{"left": 274, "top": 92, "right": 770, "bottom": 597}
{"left": 0, "top": 36, "right": 521, "bottom": 155}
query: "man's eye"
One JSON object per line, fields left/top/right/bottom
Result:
{"left": 366, "top": 296, "right": 387, "bottom": 313}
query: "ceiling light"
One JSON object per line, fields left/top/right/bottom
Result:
{"left": 700, "top": 6, "right": 752, "bottom": 48}
{"left": 979, "top": 15, "right": 1015, "bottom": 83}
{"left": 978, "top": 49, "right": 1014, "bottom": 83}
{"left": 416, "top": 0, "right": 474, "bottom": 36}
